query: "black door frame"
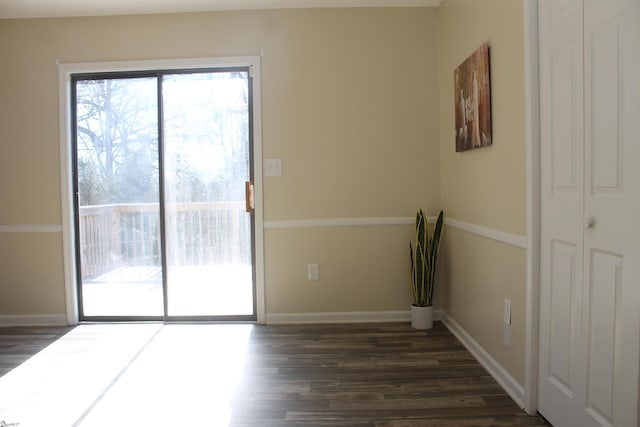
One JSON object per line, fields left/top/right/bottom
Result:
{"left": 71, "top": 67, "right": 257, "bottom": 322}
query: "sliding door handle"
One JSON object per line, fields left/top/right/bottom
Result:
{"left": 245, "top": 181, "right": 255, "bottom": 212}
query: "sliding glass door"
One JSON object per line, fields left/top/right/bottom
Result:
{"left": 72, "top": 68, "right": 255, "bottom": 321}
{"left": 74, "top": 76, "right": 163, "bottom": 317}
{"left": 162, "top": 72, "right": 253, "bottom": 317}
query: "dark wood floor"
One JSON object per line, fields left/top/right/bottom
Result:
{"left": 0, "top": 322, "right": 549, "bottom": 426}
{"left": 0, "top": 325, "right": 74, "bottom": 377}
{"left": 233, "top": 322, "right": 548, "bottom": 426}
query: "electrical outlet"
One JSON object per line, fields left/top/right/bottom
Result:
{"left": 503, "top": 299, "right": 511, "bottom": 347}
{"left": 504, "top": 323, "right": 511, "bottom": 347}
{"left": 504, "top": 298, "right": 511, "bottom": 325}
{"left": 307, "top": 263, "right": 319, "bottom": 281}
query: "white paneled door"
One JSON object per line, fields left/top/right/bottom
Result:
{"left": 538, "top": 0, "right": 640, "bottom": 426}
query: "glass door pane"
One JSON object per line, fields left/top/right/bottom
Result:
{"left": 74, "top": 77, "right": 164, "bottom": 318}
{"left": 162, "top": 71, "right": 254, "bottom": 317}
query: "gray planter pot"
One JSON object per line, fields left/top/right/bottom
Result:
{"left": 410, "top": 305, "right": 433, "bottom": 329}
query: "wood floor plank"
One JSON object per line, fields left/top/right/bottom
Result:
{"left": 230, "top": 322, "right": 549, "bottom": 426}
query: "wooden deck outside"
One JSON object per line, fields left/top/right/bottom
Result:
{"left": 79, "top": 201, "right": 249, "bottom": 280}
{"left": 78, "top": 201, "right": 254, "bottom": 317}
{"left": 82, "top": 265, "right": 253, "bottom": 317}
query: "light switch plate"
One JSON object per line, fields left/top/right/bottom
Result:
{"left": 265, "top": 158, "right": 283, "bottom": 176}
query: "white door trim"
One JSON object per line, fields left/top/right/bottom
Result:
{"left": 57, "top": 56, "right": 265, "bottom": 325}
{"left": 523, "top": 0, "right": 541, "bottom": 416}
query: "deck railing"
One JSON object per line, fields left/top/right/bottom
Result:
{"left": 78, "top": 202, "right": 249, "bottom": 280}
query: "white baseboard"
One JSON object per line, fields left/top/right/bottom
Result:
{"left": 266, "top": 309, "right": 444, "bottom": 325}
{"left": 266, "top": 310, "right": 413, "bottom": 324}
{"left": 0, "top": 314, "right": 69, "bottom": 327}
{"left": 439, "top": 311, "right": 526, "bottom": 409}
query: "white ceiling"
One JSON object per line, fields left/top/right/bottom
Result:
{"left": 0, "top": 0, "right": 442, "bottom": 19}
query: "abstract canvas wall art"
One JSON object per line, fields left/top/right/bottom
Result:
{"left": 454, "top": 43, "right": 492, "bottom": 152}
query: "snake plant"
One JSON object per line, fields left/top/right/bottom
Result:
{"left": 409, "top": 209, "right": 444, "bottom": 307}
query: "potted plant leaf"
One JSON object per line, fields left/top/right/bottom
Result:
{"left": 409, "top": 209, "right": 444, "bottom": 329}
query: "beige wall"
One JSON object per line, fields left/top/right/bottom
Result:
{"left": 0, "top": 8, "right": 440, "bottom": 315}
{"left": 0, "top": 233, "right": 66, "bottom": 315}
{"left": 266, "top": 226, "right": 416, "bottom": 313}
{"left": 436, "top": 0, "right": 527, "bottom": 384}
{"left": 0, "top": 1, "right": 530, "bottom": 389}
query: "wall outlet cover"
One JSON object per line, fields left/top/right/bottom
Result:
{"left": 307, "top": 263, "right": 319, "bottom": 281}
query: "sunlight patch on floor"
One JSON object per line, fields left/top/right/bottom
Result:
{"left": 0, "top": 324, "right": 253, "bottom": 427}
